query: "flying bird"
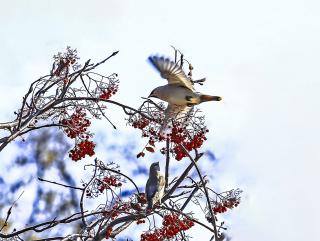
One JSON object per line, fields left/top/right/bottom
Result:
{"left": 148, "top": 55, "right": 222, "bottom": 128}
{"left": 145, "top": 162, "right": 165, "bottom": 210}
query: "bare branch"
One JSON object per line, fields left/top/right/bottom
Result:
{"left": 38, "top": 177, "right": 84, "bottom": 191}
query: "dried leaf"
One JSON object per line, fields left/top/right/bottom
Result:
{"left": 137, "top": 152, "right": 145, "bottom": 158}
{"left": 146, "top": 146, "right": 154, "bottom": 153}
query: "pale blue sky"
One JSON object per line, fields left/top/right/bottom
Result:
{"left": 0, "top": 0, "right": 320, "bottom": 240}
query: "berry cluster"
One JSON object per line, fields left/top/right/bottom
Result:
{"left": 60, "top": 109, "right": 91, "bottom": 139}
{"left": 168, "top": 126, "right": 208, "bottom": 160}
{"left": 129, "top": 106, "right": 208, "bottom": 161}
{"left": 132, "top": 118, "right": 150, "bottom": 129}
{"left": 213, "top": 204, "right": 227, "bottom": 214}
{"left": 130, "top": 193, "right": 148, "bottom": 212}
{"left": 53, "top": 57, "right": 77, "bottom": 76}
{"left": 173, "top": 145, "right": 186, "bottom": 161}
{"left": 162, "top": 214, "right": 194, "bottom": 235}
{"left": 105, "top": 227, "right": 113, "bottom": 239}
{"left": 63, "top": 77, "right": 69, "bottom": 85}
{"left": 53, "top": 47, "right": 79, "bottom": 76}
{"left": 98, "top": 175, "right": 122, "bottom": 193}
{"left": 169, "top": 124, "right": 187, "bottom": 144}
{"left": 103, "top": 203, "right": 130, "bottom": 220}
{"left": 136, "top": 219, "right": 146, "bottom": 224}
{"left": 64, "top": 57, "right": 77, "bottom": 66}
{"left": 85, "top": 188, "right": 92, "bottom": 198}
{"left": 60, "top": 109, "right": 97, "bottom": 161}
{"left": 213, "top": 198, "right": 240, "bottom": 214}
{"left": 131, "top": 202, "right": 142, "bottom": 211}
{"left": 137, "top": 125, "right": 208, "bottom": 160}
{"left": 137, "top": 193, "right": 147, "bottom": 205}
{"left": 140, "top": 214, "right": 194, "bottom": 241}
{"left": 130, "top": 114, "right": 163, "bottom": 143}
{"left": 69, "top": 140, "right": 95, "bottom": 161}
{"left": 99, "top": 83, "right": 119, "bottom": 100}
{"left": 185, "top": 130, "right": 208, "bottom": 150}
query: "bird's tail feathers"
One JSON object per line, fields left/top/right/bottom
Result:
{"left": 200, "top": 95, "right": 222, "bottom": 103}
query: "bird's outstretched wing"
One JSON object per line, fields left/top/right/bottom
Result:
{"left": 148, "top": 55, "right": 195, "bottom": 91}
{"left": 160, "top": 104, "right": 193, "bottom": 134}
{"left": 165, "top": 104, "right": 193, "bottom": 122}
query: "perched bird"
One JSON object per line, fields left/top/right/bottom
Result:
{"left": 148, "top": 55, "right": 222, "bottom": 126}
{"left": 145, "top": 162, "right": 165, "bottom": 210}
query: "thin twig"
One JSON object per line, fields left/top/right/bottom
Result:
{"left": 180, "top": 145, "right": 219, "bottom": 240}
{"left": 0, "top": 191, "right": 24, "bottom": 232}
{"left": 165, "top": 138, "right": 170, "bottom": 189}
{"left": 38, "top": 177, "right": 83, "bottom": 191}
{"left": 181, "top": 186, "right": 200, "bottom": 211}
